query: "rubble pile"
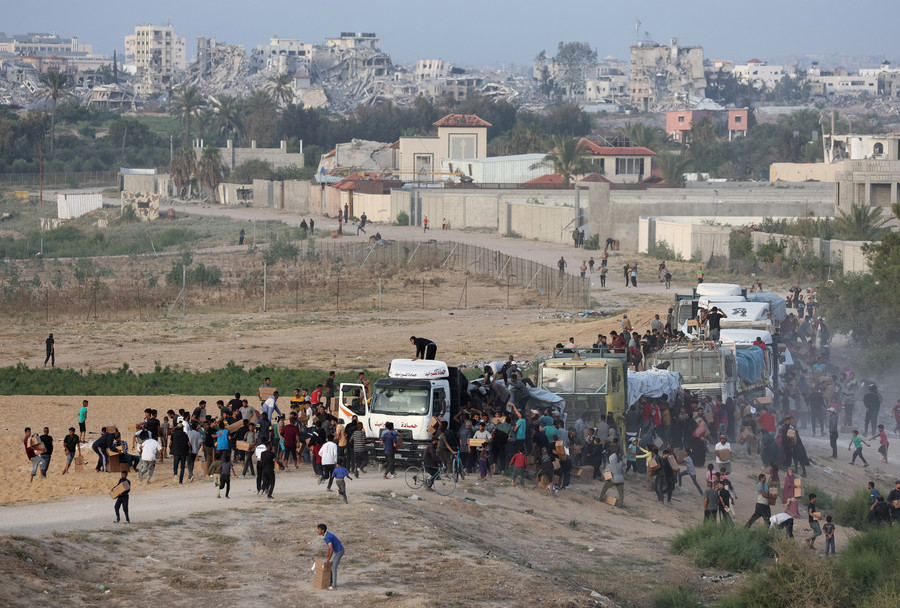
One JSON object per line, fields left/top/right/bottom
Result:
{"left": 181, "top": 42, "right": 267, "bottom": 98}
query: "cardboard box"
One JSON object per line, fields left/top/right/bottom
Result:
{"left": 603, "top": 470, "right": 613, "bottom": 481}
{"left": 813, "top": 512, "right": 822, "bottom": 521}
{"left": 313, "top": 561, "right": 330, "bottom": 589}
{"left": 786, "top": 428, "right": 796, "bottom": 441}
{"left": 235, "top": 441, "right": 252, "bottom": 451}
{"left": 667, "top": 455, "right": 681, "bottom": 474}
{"left": 754, "top": 396, "right": 773, "bottom": 406}
{"left": 703, "top": 412, "right": 715, "bottom": 424}
{"left": 469, "top": 438, "right": 486, "bottom": 448}
{"left": 107, "top": 447, "right": 123, "bottom": 457}
{"left": 32, "top": 442, "right": 46, "bottom": 454}
{"left": 128, "top": 423, "right": 144, "bottom": 433}
{"left": 552, "top": 460, "right": 561, "bottom": 471}
{"left": 107, "top": 453, "right": 126, "bottom": 473}
{"left": 258, "top": 387, "right": 277, "bottom": 402}
{"left": 74, "top": 455, "right": 84, "bottom": 472}
{"left": 104, "top": 425, "right": 118, "bottom": 434}
{"left": 227, "top": 420, "right": 245, "bottom": 433}
{"left": 674, "top": 449, "right": 686, "bottom": 464}
{"left": 716, "top": 448, "right": 732, "bottom": 462}
{"left": 892, "top": 499, "right": 900, "bottom": 509}
{"left": 602, "top": 494, "right": 617, "bottom": 506}
{"left": 648, "top": 460, "right": 661, "bottom": 474}
{"left": 571, "top": 445, "right": 583, "bottom": 455}
{"left": 578, "top": 466, "right": 594, "bottom": 479}
{"left": 199, "top": 461, "right": 208, "bottom": 477}
{"left": 794, "top": 486, "right": 803, "bottom": 498}
{"left": 554, "top": 441, "right": 565, "bottom": 454}
{"left": 109, "top": 480, "right": 130, "bottom": 500}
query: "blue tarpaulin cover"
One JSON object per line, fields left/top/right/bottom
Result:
{"left": 736, "top": 346, "right": 765, "bottom": 384}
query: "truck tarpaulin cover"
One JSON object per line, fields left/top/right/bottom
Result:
{"left": 627, "top": 369, "right": 683, "bottom": 407}
{"left": 525, "top": 386, "right": 565, "bottom": 411}
{"left": 736, "top": 346, "right": 765, "bottom": 384}
{"left": 745, "top": 292, "right": 787, "bottom": 323}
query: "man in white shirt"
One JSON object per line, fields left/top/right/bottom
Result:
{"left": 714, "top": 434, "right": 732, "bottom": 475}
{"left": 262, "top": 392, "right": 282, "bottom": 421}
{"left": 769, "top": 512, "right": 794, "bottom": 538}
{"left": 139, "top": 434, "right": 161, "bottom": 483}
{"left": 320, "top": 434, "right": 338, "bottom": 489}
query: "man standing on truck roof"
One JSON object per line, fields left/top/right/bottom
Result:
{"left": 410, "top": 336, "right": 437, "bottom": 361}
{"left": 702, "top": 306, "right": 727, "bottom": 341}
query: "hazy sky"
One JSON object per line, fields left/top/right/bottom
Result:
{"left": 3, "top": 0, "right": 896, "bottom": 67}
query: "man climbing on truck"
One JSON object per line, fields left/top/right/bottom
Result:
{"left": 410, "top": 336, "right": 437, "bottom": 360}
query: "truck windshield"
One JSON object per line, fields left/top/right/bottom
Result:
{"left": 541, "top": 367, "right": 608, "bottom": 395}
{"left": 667, "top": 354, "right": 723, "bottom": 383}
{"left": 371, "top": 387, "right": 429, "bottom": 416}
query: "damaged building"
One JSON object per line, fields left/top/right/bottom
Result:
{"left": 630, "top": 38, "right": 705, "bottom": 112}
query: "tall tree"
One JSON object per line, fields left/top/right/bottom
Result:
{"left": 656, "top": 152, "right": 692, "bottom": 185}
{"left": 196, "top": 146, "right": 226, "bottom": 203}
{"left": 620, "top": 122, "right": 663, "bottom": 150}
{"left": 530, "top": 135, "right": 589, "bottom": 184}
{"left": 169, "top": 146, "right": 196, "bottom": 198}
{"left": 38, "top": 70, "right": 73, "bottom": 155}
{"left": 266, "top": 73, "right": 294, "bottom": 107}
{"left": 211, "top": 94, "right": 243, "bottom": 142}
{"left": 834, "top": 203, "right": 891, "bottom": 241}
{"left": 173, "top": 85, "right": 205, "bottom": 148}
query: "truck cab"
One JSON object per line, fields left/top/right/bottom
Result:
{"left": 337, "top": 359, "right": 463, "bottom": 461}
{"left": 648, "top": 343, "right": 738, "bottom": 401}
{"left": 538, "top": 348, "right": 627, "bottom": 427}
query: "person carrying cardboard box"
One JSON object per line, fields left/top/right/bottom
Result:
{"left": 111, "top": 471, "right": 131, "bottom": 523}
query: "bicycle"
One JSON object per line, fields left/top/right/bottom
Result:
{"left": 452, "top": 449, "right": 466, "bottom": 482}
{"left": 404, "top": 463, "right": 456, "bottom": 496}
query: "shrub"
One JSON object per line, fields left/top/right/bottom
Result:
{"left": 838, "top": 525, "right": 900, "bottom": 593}
{"left": 262, "top": 237, "right": 299, "bottom": 266}
{"left": 834, "top": 488, "right": 871, "bottom": 531}
{"left": 651, "top": 586, "right": 701, "bottom": 608}
{"left": 582, "top": 234, "right": 600, "bottom": 250}
{"left": 395, "top": 210, "right": 410, "bottom": 226}
{"left": 670, "top": 521, "right": 773, "bottom": 572}
{"left": 647, "top": 239, "right": 677, "bottom": 260}
{"left": 805, "top": 485, "right": 836, "bottom": 510}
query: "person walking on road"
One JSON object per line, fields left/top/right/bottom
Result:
{"left": 558, "top": 256, "right": 567, "bottom": 277}
{"left": 112, "top": 470, "right": 131, "bottom": 523}
{"left": 317, "top": 524, "right": 345, "bottom": 590}
{"left": 745, "top": 473, "right": 773, "bottom": 528}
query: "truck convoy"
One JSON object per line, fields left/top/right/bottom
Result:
{"left": 649, "top": 283, "right": 786, "bottom": 401}
{"left": 336, "top": 359, "right": 467, "bottom": 462}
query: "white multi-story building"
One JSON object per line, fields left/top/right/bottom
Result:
{"left": 125, "top": 24, "right": 186, "bottom": 96}
{"left": 251, "top": 35, "right": 313, "bottom": 73}
{"left": 415, "top": 59, "right": 451, "bottom": 80}
{"left": 733, "top": 59, "right": 794, "bottom": 90}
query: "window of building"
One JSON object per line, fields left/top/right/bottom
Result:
{"left": 734, "top": 115, "right": 742, "bottom": 123}
{"left": 615, "top": 158, "right": 644, "bottom": 175}
{"left": 678, "top": 115, "right": 685, "bottom": 122}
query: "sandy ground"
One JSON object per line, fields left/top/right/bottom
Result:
{"left": 2, "top": 203, "right": 899, "bottom": 606}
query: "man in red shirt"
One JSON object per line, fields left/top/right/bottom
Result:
{"left": 311, "top": 384, "right": 323, "bottom": 409}
{"left": 758, "top": 408, "right": 776, "bottom": 434}
{"left": 281, "top": 414, "right": 301, "bottom": 469}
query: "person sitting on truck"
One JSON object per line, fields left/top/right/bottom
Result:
{"left": 409, "top": 336, "right": 437, "bottom": 360}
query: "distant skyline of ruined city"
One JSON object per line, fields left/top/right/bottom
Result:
{"left": 3, "top": 0, "right": 898, "bottom": 69}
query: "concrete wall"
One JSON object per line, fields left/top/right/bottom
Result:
{"left": 202, "top": 140, "right": 304, "bottom": 172}
{"left": 250, "top": 179, "right": 310, "bottom": 214}
{"left": 501, "top": 202, "right": 576, "bottom": 244}
{"left": 639, "top": 217, "right": 872, "bottom": 273}
{"left": 57, "top": 193, "right": 102, "bottom": 219}
{"left": 770, "top": 162, "right": 843, "bottom": 183}
{"left": 353, "top": 192, "right": 392, "bottom": 223}
{"left": 122, "top": 173, "right": 170, "bottom": 196}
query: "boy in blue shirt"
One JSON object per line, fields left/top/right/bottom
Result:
{"left": 331, "top": 465, "right": 351, "bottom": 503}
{"left": 317, "top": 524, "right": 345, "bottom": 590}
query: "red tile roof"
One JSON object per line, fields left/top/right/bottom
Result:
{"left": 580, "top": 172, "right": 612, "bottom": 183}
{"left": 523, "top": 173, "right": 565, "bottom": 185}
{"left": 433, "top": 114, "right": 492, "bottom": 128}
{"left": 578, "top": 138, "right": 656, "bottom": 156}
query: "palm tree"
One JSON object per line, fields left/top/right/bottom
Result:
{"left": 620, "top": 122, "right": 662, "bottom": 150}
{"left": 834, "top": 203, "right": 891, "bottom": 241}
{"left": 530, "top": 135, "right": 589, "bottom": 184}
{"left": 173, "top": 85, "right": 205, "bottom": 148}
{"left": 38, "top": 70, "right": 73, "bottom": 155}
{"left": 266, "top": 73, "right": 294, "bottom": 107}
{"left": 169, "top": 146, "right": 196, "bottom": 199}
{"left": 210, "top": 95, "right": 243, "bottom": 141}
{"left": 655, "top": 152, "right": 693, "bottom": 186}
{"left": 245, "top": 89, "right": 275, "bottom": 114}
{"left": 196, "top": 146, "right": 226, "bottom": 203}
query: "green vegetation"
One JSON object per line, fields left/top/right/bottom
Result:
{"left": 647, "top": 240, "right": 679, "bottom": 261}
{"left": 395, "top": 210, "right": 410, "bottom": 226}
{"left": 834, "top": 488, "right": 871, "bottom": 531}
{"left": 650, "top": 587, "right": 701, "bottom": 608}
{"left": 720, "top": 528, "right": 900, "bottom": 608}
{"left": 818, "top": 203, "right": 900, "bottom": 372}
{"left": 582, "top": 234, "right": 600, "bottom": 250}
{"left": 0, "top": 361, "right": 370, "bottom": 396}
{"left": 670, "top": 521, "right": 774, "bottom": 572}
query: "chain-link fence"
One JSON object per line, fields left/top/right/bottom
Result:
{"left": 0, "top": 171, "right": 117, "bottom": 191}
